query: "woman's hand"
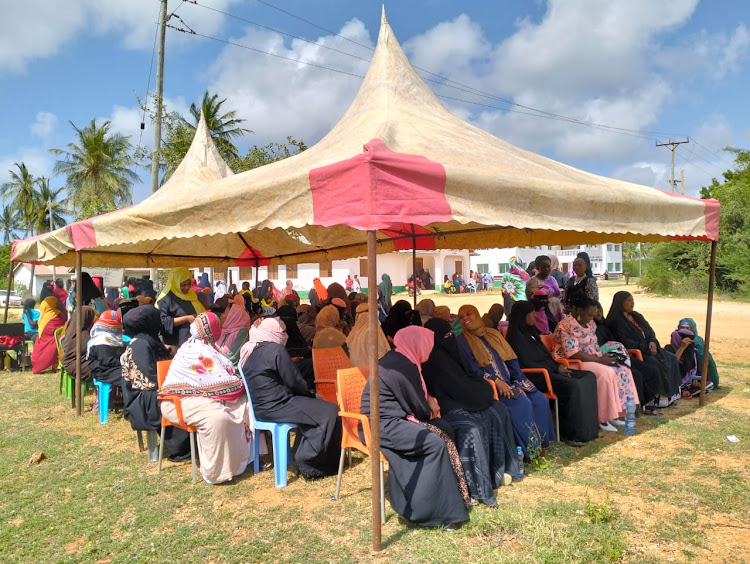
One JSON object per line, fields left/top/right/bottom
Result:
{"left": 557, "top": 365, "right": 572, "bottom": 377}
{"left": 495, "top": 379, "right": 513, "bottom": 398}
{"left": 678, "top": 337, "right": 693, "bottom": 351}
{"left": 427, "top": 395, "right": 441, "bottom": 419}
{"left": 598, "top": 355, "right": 616, "bottom": 366}
{"left": 175, "top": 315, "right": 196, "bottom": 326}
{"left": 648, "top": 342, "right": 658, "bottom": 355}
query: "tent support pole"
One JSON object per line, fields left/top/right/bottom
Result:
{"left": 699, "top": 240, "right": 717, "bottom": 406}
{"left": 4, "top": 262, "right": 13, "bottom": 323}
{"left": 255, "top": 262, "right": 259, "bottom": 290}
{"left": 75, "top": 251, "right": 83, "bottom": 416}
{"left": 367, "top": 230, "right": 382, "bottom": 552}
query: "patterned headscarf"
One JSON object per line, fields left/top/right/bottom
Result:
{"left": 86, "top": 309, "right": 123, "bottom": 357}
{"left": 190, "top": 311, "right": 222, "bottom": 345}
{"left": 239, "top": 317, "right": 288, "bottom": 366}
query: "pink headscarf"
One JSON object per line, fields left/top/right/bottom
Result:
{"left": 393, "top": 325, "right": 434, "bottom": 400}
{"left": 239, "top": 317, "right": 288, "bottom": 366}
{"left": 216, "top": 295, "right": 251, "bottom": 354}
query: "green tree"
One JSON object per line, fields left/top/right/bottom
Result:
{"left": 231, "top": 137, "right": 308, "bottom": 173}
{"left": 187, "top": 91, "right": 250, "bottom": 160}
{"left": 51, "top": 119, "right": 140, "bottom": 219}
{"left": 1, "top": 162, "right": 37, "bottom": 236}
{"left": 0, "top": 206, "right": 22, "bottom": 244}
{"left": 30, "top": 177, "right": 67, "bottom": 235}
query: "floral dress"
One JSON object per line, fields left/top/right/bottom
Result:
{"left": 553, "top": 315, "right": 638, "bottom": 408}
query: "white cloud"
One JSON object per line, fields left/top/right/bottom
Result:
{"left": 206, "top": 18, "right": 373, "bottom": 144}
{"left": 611, "top": 161, "right": 669, "bottom": 191}
{"left": 0, "top": 0, "right": 239, "bottom": 73}
{"left": 29, "top": 112, "right": 58, "bottom": 140}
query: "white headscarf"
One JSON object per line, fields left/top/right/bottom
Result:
{"left": 214, "top": 281, "right": 228, "bottom": 300}
{"left": 239, "top": 317, "right": 288, "bottom": 366}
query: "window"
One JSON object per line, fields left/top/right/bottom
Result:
{"left": 239, "top": 266, "right": 253, "bottom": 280}
{"left": 498, "top": 263, "right": 509, "bottom": 274}
{"left": 359, "top": 258, "right": 368, "bottom": 276}
{"left": 267, "top": 264, "right": 278, "bottom": 279}
{"left": 319, "top": 260, "right": 332, "bottom": 277}
{"left": 615, "top": 263, "right": 621, "bottom": 271}
{"left": 607, "top": 244, "right": 613, "bottom": 251}
{"left": 476, "top": 263, "right": 489, "bottom": 274}
{"left": 285, "top": 264, "right": 298, "bottom": 278}
{"left": 608, "top": 263, "right": 614, "bottom": 271}
{"left": 615, "top": 244, "right": 620, "bottom": 252}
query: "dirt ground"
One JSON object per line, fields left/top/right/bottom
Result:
{"left": 405, "top": 280, "right": 747, "bottom": 364}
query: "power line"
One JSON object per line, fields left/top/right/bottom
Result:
{"left": 136, "top": 5, "right": 162, "bottom": 155}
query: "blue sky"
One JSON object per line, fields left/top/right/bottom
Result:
{"left": 1, "top": 0, "right": 748, "bottom": 207}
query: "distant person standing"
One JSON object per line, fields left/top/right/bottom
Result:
{"left": 53, "top": 278, "right": 68, "bottom": 307}
{"left": 484, "top": 272, "right": 493, "bottom": 291}
{"left": 352, "top": 275, "right": 361, "bottom": 293}
{"left": 423, "top": 269, "right": 433, "bottom": 290}
{"left": 345, "top": 275, "right": 354, "bottom": 292}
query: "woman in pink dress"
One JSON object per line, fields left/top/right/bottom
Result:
{"left": 553, "top": 296, "right": 638, "bottom": 433}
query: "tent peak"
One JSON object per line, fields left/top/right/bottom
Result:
{"left": 381, "top": 5, "right": 387, "bottom": 24}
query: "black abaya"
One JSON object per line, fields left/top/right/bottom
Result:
{"left": 361, "top": 350, "right": 469, "bottom": 527}
{"left": 158, "top": 292, "right": 198, "bottom": 347}
{"left": 242, "top": 342, "right": 341, "bottom": 480}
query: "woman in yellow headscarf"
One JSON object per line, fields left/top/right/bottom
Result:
{"left": 32, "top": 296, "right": 67, "bottom": 373}
{"left": 157, "top": 267, "right": 205, "bottom": 347}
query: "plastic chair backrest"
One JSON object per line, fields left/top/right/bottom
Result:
{"left": 312, "top": 346, "right": 352, "bottom": 403}
{"left": 336, "top": 366, "right": 369, "bottom": 415}
{"left": 237, "top": 364, "right": 258, "bottom": 427}
{"left": 156, "top": 359, "right": 196, "bottom": 432}
{"left": 156, "top": 359, "right": 172, "bottom": 388}
{"left": 54, "top": 327, "right": 65, "bottom": 360}
{"left": 539, "top": 334, "right": 556, "bottom": 352}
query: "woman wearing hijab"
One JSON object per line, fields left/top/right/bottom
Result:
{"left": 31, "top": 296, "right": 67, "bottom": 373}
{"left": 276, "top": 304, "right": 315, "bottom": 388}
{"left": 360, "top": 325, "right": 470, "bottom": 529}
{"left": 121, "top": 306, "right": 191, "bottom": 461}
{"left": 160, "top": 312, "right": 251, "bottom": 484}
{"left": 506, "top": 301, "right": 599, "bottom": 446}
{"left": 564, "top": 253, "right": 599, "bottom": 312}
{"left": 258, "top": 280, "right": 279, "bottom": 311}
{"left": 423, "top": 318, "right": 520, "bottom": 506}
{"left": 525, "top": 255, "right": 565, "bottom": 321}
{"left": 241, "top": 317, "right": 341, "bottom": 480}
{"left": 482, "top": 303, "right": 504, "bottom": 331}
{"left": 667, "top": 324, "right": 703, "bottom": 395}
{"left": 678, "top": 318, "right": 719, "bottom": 389}
{"left": 605, "top": 291, "right": 682, "bottom": 407}
{"left": 157, "top": 267, "right": 206, "bottom": 347}
{"left": 433, "top": 305, "right": 451, "bottom": 322}
{"left": 87, "top": 310, "right": 126, "bottom": 386}
{"left": 312, "top": 305, "right": 347, "bottom": 350}
{"left": 380, "top": 300, "right": 413, "bottom": 344}
{"left": 295, "top": 304, "right": 316, "bottom": 346}
{"left": 90, "top": 274, "right": 111, "bottom": 309}
{"left": 415, "top": 299, "right": 436, "bottom": 325}
{"left": 553, "top": 296, "right": 637, "bottom": 432}
{"left": 456, "top": 305, "right": 555, "bottom": 458}
{"left": 62, "top": 306, "right": 96, "bottom": 384}
{"left": 215, "top": 295, "right": 250, "bottom": 363}
{"left": 214, "top": 281, "right": 228, "bottom": 300}
{"left": 548, "top": 254, "right": 568, "bottom": 290}
{"left": 346, "top": 303, "right": 390, "bottom": 367}
{"left": 71, "top": 272, "right": 108, "bottom": 314}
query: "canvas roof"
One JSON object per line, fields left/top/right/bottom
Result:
{"left": 12, "top": 9, "right": 719, "bottom": 268}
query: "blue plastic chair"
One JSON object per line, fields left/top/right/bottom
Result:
{"left": 239, "top": 365, "right": 298, "bottom": 488}
{"left": 92, "top": 379, "right": 111, "bottom": 424}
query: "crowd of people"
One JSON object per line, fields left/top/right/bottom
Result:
{"left": 22, "top": 263, "right": 717, "bottom": 531}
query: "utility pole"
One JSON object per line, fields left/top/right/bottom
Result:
{"left": 680, "top": 169, "right": 685, "bottom": 195}
{"left": 656, "top": 139, "right": 689, "bottom": 192}
{"left": 49, "top": 197, "right": 56, "bottom": 280}
{"left": 150, "top": 0, "right": 168, "bottom": 287}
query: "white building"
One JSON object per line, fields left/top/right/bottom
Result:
{"left": 470, "top": 244, "right": 624, "bottom": 279}
{"left": 197, "top": 249, "right": 471, "bottom": 297}
{"left": 13, "top": 263, "right": 152, "bottom": 297}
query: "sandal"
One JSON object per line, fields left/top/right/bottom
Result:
{"left": 642, "top": 407, "right": 663, "bottom": 416}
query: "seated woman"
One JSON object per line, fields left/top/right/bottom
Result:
{"left": 312, "top": 305, "right": 347, "bottom": 350}
{"left": 415, "top": 298, "right": 436, "bottom": 325}
{"left": 121, "top": 306, "right": 191, "bottom": 461}
{"left": 62, "top": 306, "right": 96, "bottom": 384}
{"left": 605, "top": 291, "right": 682, "bottom": 407}
{"left": 346, "top": 303, "right": 390, "bottom": 367}
{"left": 87, "top": 309, "right": 126, "bottom": 387}
{"left": 361, "top": 325, "right": 470, "bottom": 529}
{"left": 160, "top": 312, "right": 251, "bottom": 484}
{"left": 667, "top": 324, "right": 704, "bottom": 396}
{"left": 423, "top": 318, "right": 519, "bottom": 506}
{"left": 241, "top": 317, "right": 341, "bottom": 480}
{"left": 215, "top": 294, "right": 251, "bottom": 364}
{"left": 22, "top": 298, "right": 40, "bottom": 341}
{"left": 679, "top": 318, "right": 719, "bottom": 389}
{"left": 157, "top": 267, "right": 206, "bottom": 348}
{"left": 505, "top": 301, "right": 599, "bottom": 446}
{"left": 31, "top": 296, "right": 67, "bottom": 373}
{"left": 296, "top": 305, "right": 317, "bottom": 346}
{"left": 525, "top": 255, "right": 565, "bottom": 321}
{"left": 553, "top": 297, "right": 638, "bottom": 432}
{"left": 258, "top": 280, "right": 279, "bottom": 311}
{"left": 381, "top": 300, "right": 413, "bottom": 345}
{"left": 529, "top": 290, "right": 557, "bottom": 334}
{"left": 481, "top": 303, "right": 504, "bottom": 331}
{"left": 276, "top": 304, "right": 315, "bottom": 388}
{"left": 443, "top": 275, "right": 455, "bottom": 294}
{"left": 456, "top": 305, "right": 555, "bottom": 458}
{"left": 564, "top": 254, "right": 599, "bottom": 312}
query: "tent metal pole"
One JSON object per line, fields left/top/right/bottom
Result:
{"left": 3, "top": 262, "right": 13, "bottom": 323}
{"left": 412, "top": 236, "right": 418, "bottom": 309}
{"left": 367, "top": 230, "right": 382, "bottom": 552}
{"left": 75, "top": 251, "right": 83, "bottom": 416}
{"left": 699, "top": 240, "right": 717, "bottom": 406}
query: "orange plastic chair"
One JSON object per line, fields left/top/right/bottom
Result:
{"left": 312, "top": 346, "right": 352, "bottom": 404}
{"left": 333, "top": 366, "right": 386, "bottom": 524}
{"left": 539, "top": 333, "right": 583, "bottom": 370}
{"left": 520, "top": 367, "right": 560, "bottom": 442}
{"left": 628, "top": 349, "right": 643, "bottom": 361}
{"left": 156, "top": 359, "right": 198, "bottom": 484}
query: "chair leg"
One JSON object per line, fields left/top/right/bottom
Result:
{"left": 273, "top": 428, "right": 290, "bottom": 488}
{"left": 157, "top": 427, "right": 167, "bottom": 471}
{"left": 97, "top": 382, "right": 110, "bottom": 425}
{"left": 333, "top": 447, "right": 346, "bottom": 501}
{"left": 380, "top": 460, "right": 386, "bottom": 525}
{"left": 137, "top": 430, "right": 145, "bottom": 452}
{"left": 253, "top": 430, "right": 262, "bottom": 475}
{"left": 189, "top": 431, "right": 197, "bottom": 485}
{"left": 554, "top": 400, "right": 560, "bottom": 443}
{"left": 147, "top": 430, "right": 159, "bottom": 462}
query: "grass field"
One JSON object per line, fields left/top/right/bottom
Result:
{"left": 1, "top": 290, "right": 749, "bottom": 563}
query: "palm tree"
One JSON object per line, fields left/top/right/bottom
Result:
{"left": 186, "top": 91, "right": 250, "bottom": 160}
{"left": 1, "top": 162, "right": 37, "bottom": 235}
{"left": 51, "top": 119, "right": 140, "bottom": 219}
{"left": 0, "top": 206, "right": 21, "bottom": 244}
{"left": 30, "top": 177, "right": 67, "bottom": 235}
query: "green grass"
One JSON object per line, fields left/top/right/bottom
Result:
{"left": 1, "top": 363, "right": 749, "bottom": 563}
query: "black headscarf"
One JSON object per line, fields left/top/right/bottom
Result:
{"left": 140, "top": 278, "right": 156, "bottom": 300}
{"left": 276, "top": 305, "right": 310, "bottom": 357}
{"left": 505, "top": 300, "right": 559, "bottom": 374}
{"left": 40, "top": 281, "right": 56, "bottom": 301}
{"left": 80, "top": 272, "right": 102, "bottom": 305}
{"left": 605, "top": 291, "right": 659, "bottom": 352}
{"left": 123, "top": 305, "right": 162, "bottom": 339}
{"left": 422, "top": 317, "right": 495, "bottom": 413}
{"left": 381, "top": 299, "right": 412, "bottom": 339}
